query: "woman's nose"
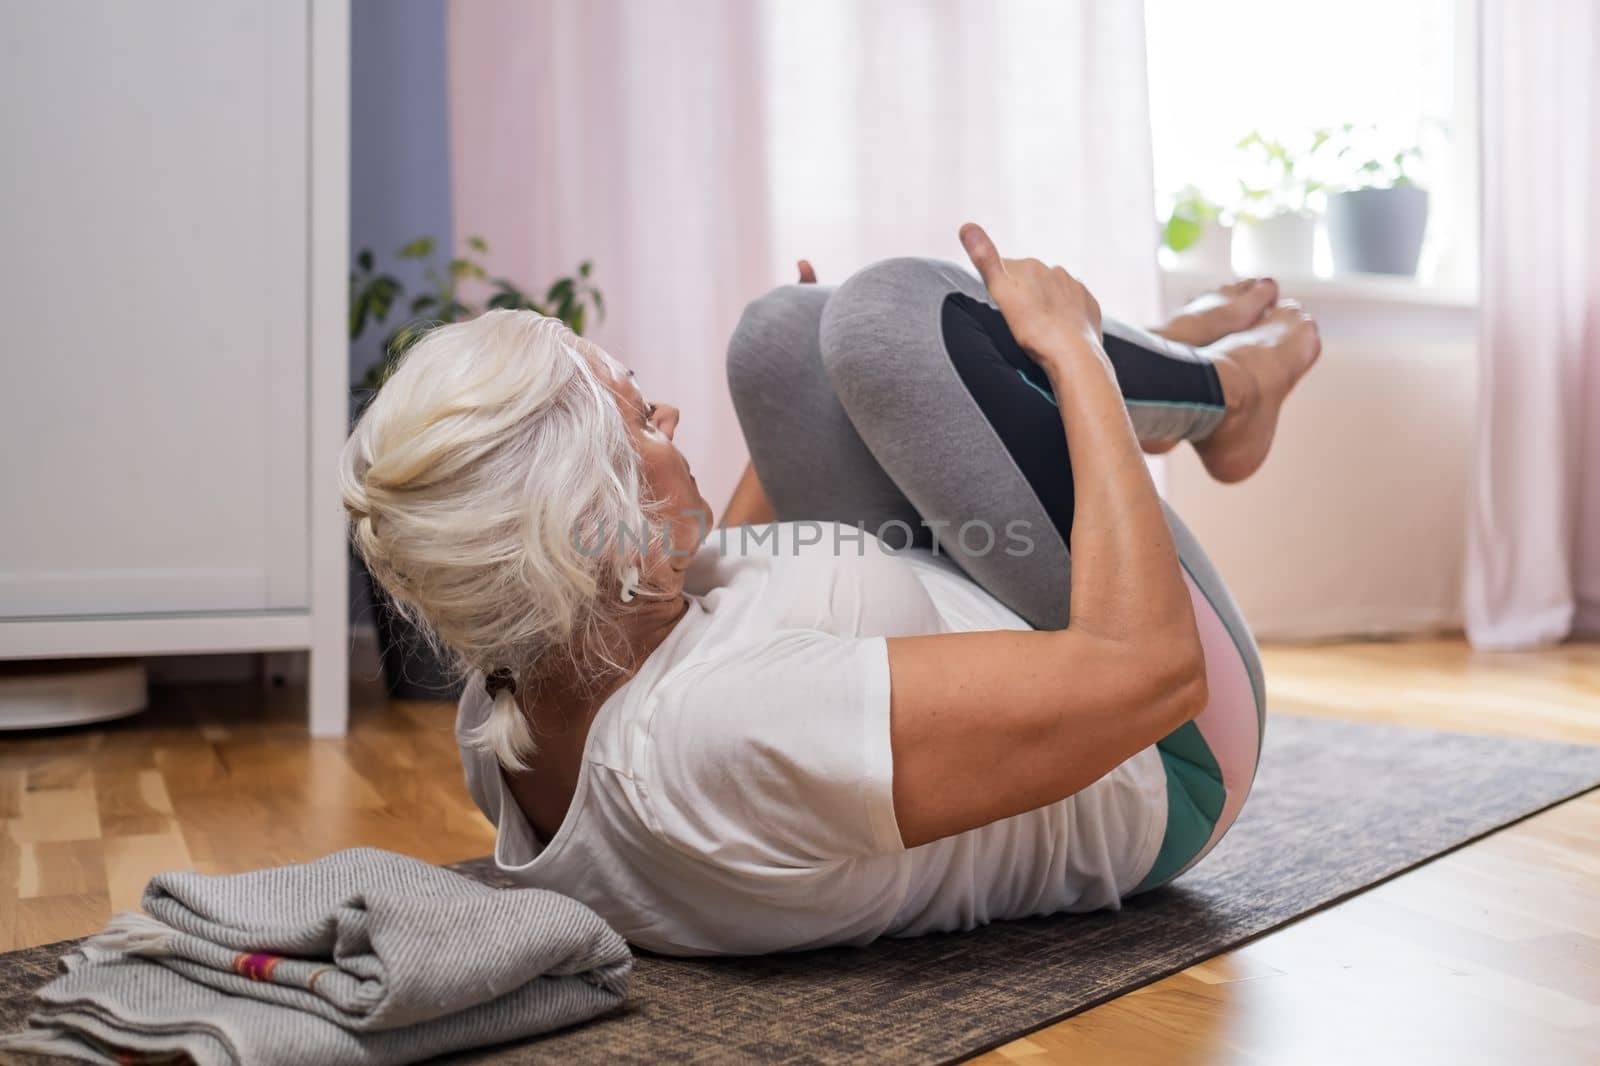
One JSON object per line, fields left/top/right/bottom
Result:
{"left": 657, "top": 404, "right": 681, "bottom": 439}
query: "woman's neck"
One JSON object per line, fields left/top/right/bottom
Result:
{"left": 508, "top": 591, "right": 692, "bottom": 842}
{"left": 623, "top": 590, "right": 694, "bottom": 657}
{"left": 525, "top": 591, "right": 692, "bottom": 734}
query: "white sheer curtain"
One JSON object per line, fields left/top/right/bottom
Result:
{"left": 448, "top": 0, "right": 1160, "bottom": 505}
{"left": 761, "top": 1, "right": 1160, "bottom": 318}
{"left": 1466, "top": 0, "right": 1600, "bottom": 647}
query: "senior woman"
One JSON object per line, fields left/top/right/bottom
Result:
{"left": 340, "top": 223, "right": 1320, "bottom": 957}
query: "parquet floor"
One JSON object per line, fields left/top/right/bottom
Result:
{"left": 3, "top": 638, "right": 1597, "bottom": 1064}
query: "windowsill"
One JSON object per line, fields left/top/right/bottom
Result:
{"left": 1161, "top": 266, "right": 1479, "bottom": 311}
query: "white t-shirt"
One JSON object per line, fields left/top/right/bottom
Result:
{"left": 456, "top": 522, "right": 1167, "bottom": 957}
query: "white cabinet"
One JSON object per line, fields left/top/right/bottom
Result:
{"left": 0, "top": 1, "right": 350, "bottom": 733}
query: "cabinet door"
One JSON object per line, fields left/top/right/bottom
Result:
{"left": 0, "top": 1, "right": 310, "bottom": 618}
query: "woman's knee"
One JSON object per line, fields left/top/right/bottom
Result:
{"left": 818, "top": 257, "right": 988, "bottom": 405}
{"left": 725, "top": 283, "right": 832, "bottom": 415}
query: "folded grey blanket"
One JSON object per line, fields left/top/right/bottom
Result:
{"left": 1, "top": 848, "right": 632, "bottom": 1065}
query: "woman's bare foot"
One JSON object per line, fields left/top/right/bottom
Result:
{"left": 1157, "top": 278, "right": 1279, "bottom": 347}
{"left": 1193, "top": 302, "right": 1322, "bottom": 483}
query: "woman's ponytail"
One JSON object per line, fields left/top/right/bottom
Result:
{"left": 464, "top": 669, "right": 539, "bottom": 772}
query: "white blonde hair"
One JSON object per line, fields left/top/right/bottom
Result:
{"left": 339, "top": 310, "right": 651, "bottom": 771}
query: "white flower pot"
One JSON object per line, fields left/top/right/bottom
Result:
{"left": 1172, "top": 220, "right": 1234, "bottom": 274}
{"left": 1232, "top": 212, "right": 1316, "bottom": 276}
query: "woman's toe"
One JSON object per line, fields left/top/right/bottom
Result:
{"left": 1220, "top": 279, "right": 1278, "bottom": 332}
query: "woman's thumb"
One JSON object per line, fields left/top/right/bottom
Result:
{"left": 959, "top": 223, "right": 1003, "bottom": 285}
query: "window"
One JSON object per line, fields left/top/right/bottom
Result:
{"left": 1144, "top": 0, "right": 1476, "bottom": 290}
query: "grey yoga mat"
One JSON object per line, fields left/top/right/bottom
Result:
{"left": 3, "top": 714, "right": 1598, "bottom": 1064}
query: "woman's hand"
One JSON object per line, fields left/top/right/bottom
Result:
{"left": 958, "top": 223, "right": 1103, "bottom": 373}
{"left": 797, "top": 259, "right": 817, "bottom": 284}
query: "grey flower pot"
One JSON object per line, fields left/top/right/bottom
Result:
{"left": 366, "top": 569, "right": 464, "bottom": 701}
{"left": 1327, "top": 186, "right": 1430, "bottom": 276}
{"left": 348, "top": 394, "right": 466, "bottom": 703}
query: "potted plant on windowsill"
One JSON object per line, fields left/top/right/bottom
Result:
{"left": 349, "top": 236, "right": 604, "bottom": 701}
{"left": 1230, "top": 129, "right": 1329, "bottom": 277}
{"left": 1321, "top": 124, "right": 1430, "bottom": 277}
{"left": 1162, "top": 185, "right": 1232, "bottom": 274}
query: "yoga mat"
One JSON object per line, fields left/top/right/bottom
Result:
{"left": 3, "top": 715, "right": 1598, "bottom": 1065}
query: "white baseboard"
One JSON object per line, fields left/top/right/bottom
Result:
{"left": 1253, "top": 606, "right": 1464, "bottom": 644}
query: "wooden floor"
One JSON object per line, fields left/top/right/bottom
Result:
{"left": 3, "top": 638, "right": 1598, "bottom": 1063}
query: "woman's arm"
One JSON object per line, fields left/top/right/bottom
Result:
{"left": 719, "top": 461, "right": 775, "bottom": 528}
{"left": 886, "top": 224, "right": 1207, "bottom": 848}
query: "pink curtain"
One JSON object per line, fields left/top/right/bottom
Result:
{"left": 1466, "top": 0, "right": 1600, "bottom": 647}
{"left": 448, "top": 1, "right": 1160, "bottom": 506}
{"left": 448, "top": 0, "right": 771, "bottom": 507}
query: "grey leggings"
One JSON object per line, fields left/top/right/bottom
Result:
{"left": 725, "top": 257, "right": 1266, "bottom": 891}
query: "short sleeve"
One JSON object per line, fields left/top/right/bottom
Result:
{"left": 640, "top": 630, "right": 904, "bottom": 870}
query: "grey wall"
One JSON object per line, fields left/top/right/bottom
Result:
{"left": 348, "top": 0, "right": 453, "bottom": 631}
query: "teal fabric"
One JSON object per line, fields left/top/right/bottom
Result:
{"left": 1134, "top": 721, "right": 1227, "bottom": 893}
{"left": 1017, "top": 367, "right": 1224, "bottom": 419}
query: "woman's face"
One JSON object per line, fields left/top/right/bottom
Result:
{"left": 582, "top": 339, "right": 712, "bottom": 566}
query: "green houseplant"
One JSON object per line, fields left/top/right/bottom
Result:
{"left": 1162, "top": 185, "right": 1231, "bottom": 273}
{"left": 1229, "top": 129, "right": 1334, "bottom": 276}
{"left": 349, "top": 236, "right": 605, "bottom": 700}
{"left": 1318, "top": 123, "right": 1431, "bottom": 276}
{"left": 351, "top": 235, "right": 603, "bottom": 392}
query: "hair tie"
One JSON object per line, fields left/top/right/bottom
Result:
{"left": 484, "top": 667, "right": 517, "bottom": 699}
